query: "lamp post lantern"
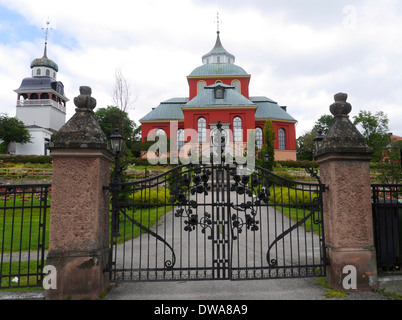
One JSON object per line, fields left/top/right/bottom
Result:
{"left": 108, "top": 128, "right": 124, "bottom": 238}
{"left": 314, "top": 130, "right": 325, "bottom": 154}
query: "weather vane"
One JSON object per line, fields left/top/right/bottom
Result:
{"left": 214, "top": 12, "right": 222, "bottom": 34}
{"left": 42, "top": 19, "right": 52, "bottom": 45}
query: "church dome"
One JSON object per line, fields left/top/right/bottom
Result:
{"left": 188, "top": 63, "right": 248, "bottom": 77}
{"left": 188, "top": 31, "right": 249, "bottom": 77}
{"left": 202, "top": 32, "right": 235, "bottom": 64}
{"left": 30, "top": 43, "right": 59, "bottom": 72}
{"left": 31, "top": 56, "right": 59, "bottom": 72}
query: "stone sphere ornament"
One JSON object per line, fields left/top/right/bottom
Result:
{"left": 73, "top": 86, "right": 97, "bottom": 111}
{"left": 330, "top": 92, "right": 352, "bottom": 117}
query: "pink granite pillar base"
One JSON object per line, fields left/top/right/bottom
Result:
{"left": 318, "top": 154, "right": 378, "bottom": 291}
{"left": 326, "top": 246, "right": 378, "bottom": 291}
{"left": 45, "top": 149, "right": 112, "bottom": 300}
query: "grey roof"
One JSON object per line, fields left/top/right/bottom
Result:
{"left": 251, "top": 96, "right": 297, "bottom": 122}
{"left": 15, "top": 77, "right": 66, "bottom": 96}
{"left": 184, "top": 83, "right": 256, "bottom": 108}
{"left": 202, "top": 32, "right": 235, "bottom": 62}
{"left": 139, "top": 98, "right": 186, "bottom": 121}
{"left": 139, "top": 89, "right": 296, "bottom": 123}
{"left": 188, "top": 63, "right": 249, "bottom": 77}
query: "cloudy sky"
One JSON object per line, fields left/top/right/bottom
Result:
{"left": 0, "top": 0, "right": 401, "bottom": 138}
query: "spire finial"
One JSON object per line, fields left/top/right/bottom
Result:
{"left": 42, "top": 19, "right": 52, "bottom": 58}
{"left": 215, "top": 12, "right": 221, "bottom": 34}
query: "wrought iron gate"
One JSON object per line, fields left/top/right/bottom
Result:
{"left": 107, "top": 126, "right": 326, "bottom": 282}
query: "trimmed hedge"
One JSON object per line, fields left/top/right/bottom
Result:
{"left": 0, "top": 155, "right": 52, "bottom": 164}
{"left": 276, "top": 160, "right": 319, "bottom": 168}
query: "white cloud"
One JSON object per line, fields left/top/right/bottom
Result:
{"left": 0, "top": 0, "right": 401, "bottom": 139}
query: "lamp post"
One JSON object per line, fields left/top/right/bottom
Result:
{"left": 314, "top": 130, "right": 325, "bottom": 155}
{"left": 109, "top": 128, "right": 124, "bottom": 238}
{"left": 264, "top": 152, "right": 270, "bottom": 171}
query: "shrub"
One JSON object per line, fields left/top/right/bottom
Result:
{"left": 131, "top": 187, "right": 169, "bottom": 205}
{"left": 0, "top": 155, "right": 52, "bottom": 164}
{"left": 269, "top": 186, "right": 318, "bottom": 206}
{"left": 275, "top": 160, "right": 318, "bottom": 168}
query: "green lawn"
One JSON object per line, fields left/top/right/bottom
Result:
{"left": 0, "top": 197, "right": 49, "bottom": 253}
{"left": 114, "top": 205, "right": 172, "bottom": 245}
{"left": 0, "top": 260, "right": 44, "bottom": 289}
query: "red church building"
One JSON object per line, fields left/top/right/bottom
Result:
{"left": 140, "top": 31, "right": 297, "bottom": 161}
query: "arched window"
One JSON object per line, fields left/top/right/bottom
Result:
{"left": 177, "top": 129, "right": 184, "bottom": 151}
{"left": 197, "top": 117, "right": 207, "bottom": 143}
{"left": 36, "top": 69, "right": 41, "bottom": 76}
{"left": 278, "top": 128, "right": 286, "bottom": 150}
{"left": 233, "top": 117, "right": 242, "bottom": 142}
{"left": 256, "top": 127, "right": 263, "bottom": 149}
{"left": 197, "top": 81, "right": 206, "bottom": 95}
{"left": 232, "top": 80, "right": 241, "bottom": 93}
{"left": 46, "top": 69, "right": 50, "bottom": 77}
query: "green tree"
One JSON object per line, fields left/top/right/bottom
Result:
{"left": 0, "top": 115, "right": 31, "bottom": 153}
{"left": 312, "top": 114, "right": 334, "bottom": 134}
{"left": 379, "top": 138, "right": 402, "bottom": 184}
{"left": 297, "top": 114, "right": 335, "bottom": 161}
{"left": 94, "top": 106, "right": 134, "bottom": 140}
{"left": 296, "top": 129, "right": 316, "bottom": 161}
{"left": 353, "top": 110, "right": 389, "bottom": 162}
{"left": 259, "top": 120, "right": 276, "bottom": 171}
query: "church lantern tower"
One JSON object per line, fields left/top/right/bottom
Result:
{"left": 13, "top": 23, "right": 69, "bottom": 155}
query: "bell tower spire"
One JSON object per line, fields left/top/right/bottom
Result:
{"left": 42, "top": 19, "right": 52, "bottom": 58}
{"left": 215, "top": 11, "right": 221, "bottom": 34}
{"left": 202, "top": 13, "right": 235, "bottom": 65}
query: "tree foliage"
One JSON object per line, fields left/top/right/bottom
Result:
{"left": 378, "top": 138, "right": 402, "bottom": 184}
{"left": 312, "top": 114, "right": 334, "bottom": 134}
{"left": 259, "top": 120, "right": 276, "bottom": 170}
{"left": 353, "top": 110, "right": 389, "bottom": 162}
{"left": 0, "top": 115, "right": 31, "bottom": 153}
{"left": 94, "top": 106, "right": 134, "bottom": 140}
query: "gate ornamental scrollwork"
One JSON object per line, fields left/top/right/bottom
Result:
{"left": 169, "top": 165, "right": 213, "bottom": 238}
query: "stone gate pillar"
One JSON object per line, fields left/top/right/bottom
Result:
{"left": 45, "top": 86, "right": 112, "bottom": 300}
{"left": 316, "top": 93, "right": 377, "bottom": 291}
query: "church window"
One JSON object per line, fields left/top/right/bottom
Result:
{"left": 233, "top": 117, "right": 242, "bottom": 142}
{"left": 197, "top": 117, "right": 207, "bottom": 142}
{"left": 46, "top": 69, "right": 50, "bottom": 77}
{"left": 256, "top": 127, "right": 263, "bottom": 149}
{"left": 278, "top": 128, "right": 286, "bottom": 150}
{"left": 217, "top": 56, "right": 220, "bottom": 63}
{"left": 232, "top": 80, "right": 241, "bottom": 93}
{"left": 177, "top": 129, "right": 184, "bottom": 151}
{"left": 36, "top": 69, "right": 41, "bottom": 76}
{"left": 197, "top": 81, "right": 206, "bottom": 95}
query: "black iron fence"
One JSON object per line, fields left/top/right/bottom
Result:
{"left": 371, "top": 184, "right": 402, "bottom": 274}
{"left": 0, "top": 184, "right": 51, "bottom": 289}
{"left": 107, "top": 163, "right": 327, "bottom": 282}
